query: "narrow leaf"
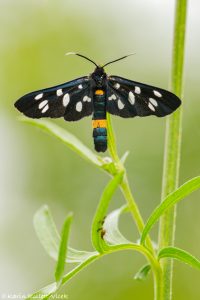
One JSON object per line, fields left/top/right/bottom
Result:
{"left": 103, "top": 205, "right": 131, "bottom": 245}
{"left": 26, "top": 241, "right": 150, "bottom": 299}
{"left": 34, "top": 205, "right": 60, "bottom": 260}
{"left": 20, "top": 117, "right": 103, "bottom": 167}
{"left": 26, "top": 242, "right": 148, "bottom": 300}
{"left": 55, "top": 213, "right": 73, "bottom": 285}
{"left": 26, "top": 282, "right": 57, "bottom": 299}
{"left": 91, "top": 171, "right": 124, "bottom": 253}
{"left": 34, "top": 205, "right": 96, "bottom": 263}
{"left": 158, "top": 247, "right": 200, "bottom": 270}
{"left": 26, "top": 254, "right": 99, "bottom": 300}
{"left": 120, "top": 151, "right": 129, "bottom": 164}
{"left": 134, "top": 264, "right": 151, "bottom": 281}
{"left": 67, "top": 248, "right": 98, "bottom": 263}
{"left": 141, "top": 176, "right": 200, "bottom": 244}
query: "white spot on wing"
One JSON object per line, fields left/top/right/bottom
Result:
{"left": 153, "top": 90, "right": 162, "bottom": 97}
{"left": 39, "top": 100, "right": 48, "bottom": 109}
{"left": 57, "top": 89, "right": 63, "bottom": 96}
{"left": 128, "top": 92, "right": 135, "bottom": 105}
{"left": 41, "top": 104, "right": 49, "bottom": 113}
{"left": 135, "top": 86, "right": 141, "bottom": 94}
{"left": 149, "top": 98, "right": 158, "bottom": 107}
{"left": 35, "top": 93, "right": 43, "bottom": 100}
{"left": 76, "top": 101, "right": 82, "bottom": 112}
{"left": 118, "top": 99, "right": 124, "bottom": 110}
{"left": 78, "top": 84, "right": 83, "bottom": 89}
{"left": 148, "top": 102, "right": 155, "bottom": 111}
{"left": 108, "top": 94, "right": 117, "bottom": 101}
{"left": 63, "top": 93, "right": 70, "bottom": 107}
{"left": 83, "top": 96, "right": 91, "bottom": 102}
{"left": 114, "top": 83, "right": 120, "bottom": 89}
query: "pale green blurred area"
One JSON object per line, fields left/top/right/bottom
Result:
{"left": 1, "top": 0, "right": 200, "bottom": 299}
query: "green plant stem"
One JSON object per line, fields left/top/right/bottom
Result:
{"left": 158, "top": 1, "right": 188, "bottom": 299}
{"left": 107, "top": 105, "right": 166, "bottom": 299}
{"left": 154, "top": 268, "right": 164, "bottom": 300}
{"left": 107, "top": 113, "right": 121, "bottom": 163}
{"left": 107, "top": 114, "right": 155, "bottom": 254}
{"left": 120, "top": 174, "right": 154, "bottom": 253}
{"left": 61, "top": 243, "right": 161, "bottom": 293}
{"left": 109, "top": 244, "right": 163, "bottom": 300}
{"left": 120, "top": 175, "right": 145, "bottom": 233}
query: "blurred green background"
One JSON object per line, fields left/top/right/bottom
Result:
{"left": 1, "top": 0, "right": 200, "bottom": 299}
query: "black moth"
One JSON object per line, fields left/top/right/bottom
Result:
{"left": 14, "top": 53, "right": 181, "bottom": 152}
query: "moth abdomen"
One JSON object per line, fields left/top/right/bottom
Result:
{"left": 92, "top": 90, "right": 107, "bottom": 152}
{"left": 93, "top": 126, "right": 107, "bottom": 152}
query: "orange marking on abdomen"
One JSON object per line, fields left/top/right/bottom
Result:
{"left": 95, "top": 89, "right": 105, "bottom": 95}
{"left": 92, "top": 119, "right": 107, "bottom": 128}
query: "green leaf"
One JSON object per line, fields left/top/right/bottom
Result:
{"left": 20, "top": 117, "right": 103, "bottom": 167}
{"left": 120, "top": 151, "right": 129, "bottom": 164}
{"left": 26, "top": 254, "right": 99, "bottom": 300}
{"left": 134, "top": 264, "right": 151, "bottom": 281}
{"left": 141, "top": 176, "right": 200, "bottom": 244}
{"left": 158, "top": 247, "right": 200, "bottom": 270}
{"left": 101, "top": 157, "right": 119, "bottom": 176}
{"left": 26, "top": 282, "right": 57, "bottom": 299}
{"left": 34, "top": 205, "right": 60, "bottom": 261}
{"left": 55, "top": 213, "right": 73, "bottom": 285}
{"left": 29, "top": 205, "right": 151, "bottom": 300}
{"left": 67, "top": 247, "right": 98, "bottom": 263}
{"left": 26, "top": 242, "right": 151, "bottom": 300}
{"left": 34, "top": 205, "right": 97, "bottom": 263}
{"left": 103, "top": 205, "right": 131, "bottom": 245}
{"left": 91, "top": 171, "right": 124, "bottom": 253}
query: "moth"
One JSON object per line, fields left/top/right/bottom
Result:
{"left": 14, "top": 53, "right": 181, "bottom": 152}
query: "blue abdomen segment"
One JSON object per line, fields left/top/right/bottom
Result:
{"left": 92, "top": 90, "right": 107, "bottom": 152}
{"left": 93, "top": 127, "right": 107, "bottom": 152}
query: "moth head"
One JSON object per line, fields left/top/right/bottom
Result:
{"left": 91, "top": 66, "right": 106, "bottom": 87}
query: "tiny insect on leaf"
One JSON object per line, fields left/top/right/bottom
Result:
{"left": 14, "top": 53, "right": 181, "bottom": 152}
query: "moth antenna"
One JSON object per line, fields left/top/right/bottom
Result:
{"left": 65, "top": 52, "right": 98, "bottom": 67}
{"left": 102, "top": 53, "right": 135, "bottom": 68}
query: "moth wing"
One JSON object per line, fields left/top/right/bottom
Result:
{"left": 107, "top": 75, "right": 181, "bottom": 118}
{"left": 14, "top": 76, "right": 93, "bottom": 121}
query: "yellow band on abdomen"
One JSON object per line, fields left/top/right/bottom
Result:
{"left": 92, "top": 119, "right": 107, "bottom": 128}
{"left": 95, "top": 89, "right": 105, "bottom": 95}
